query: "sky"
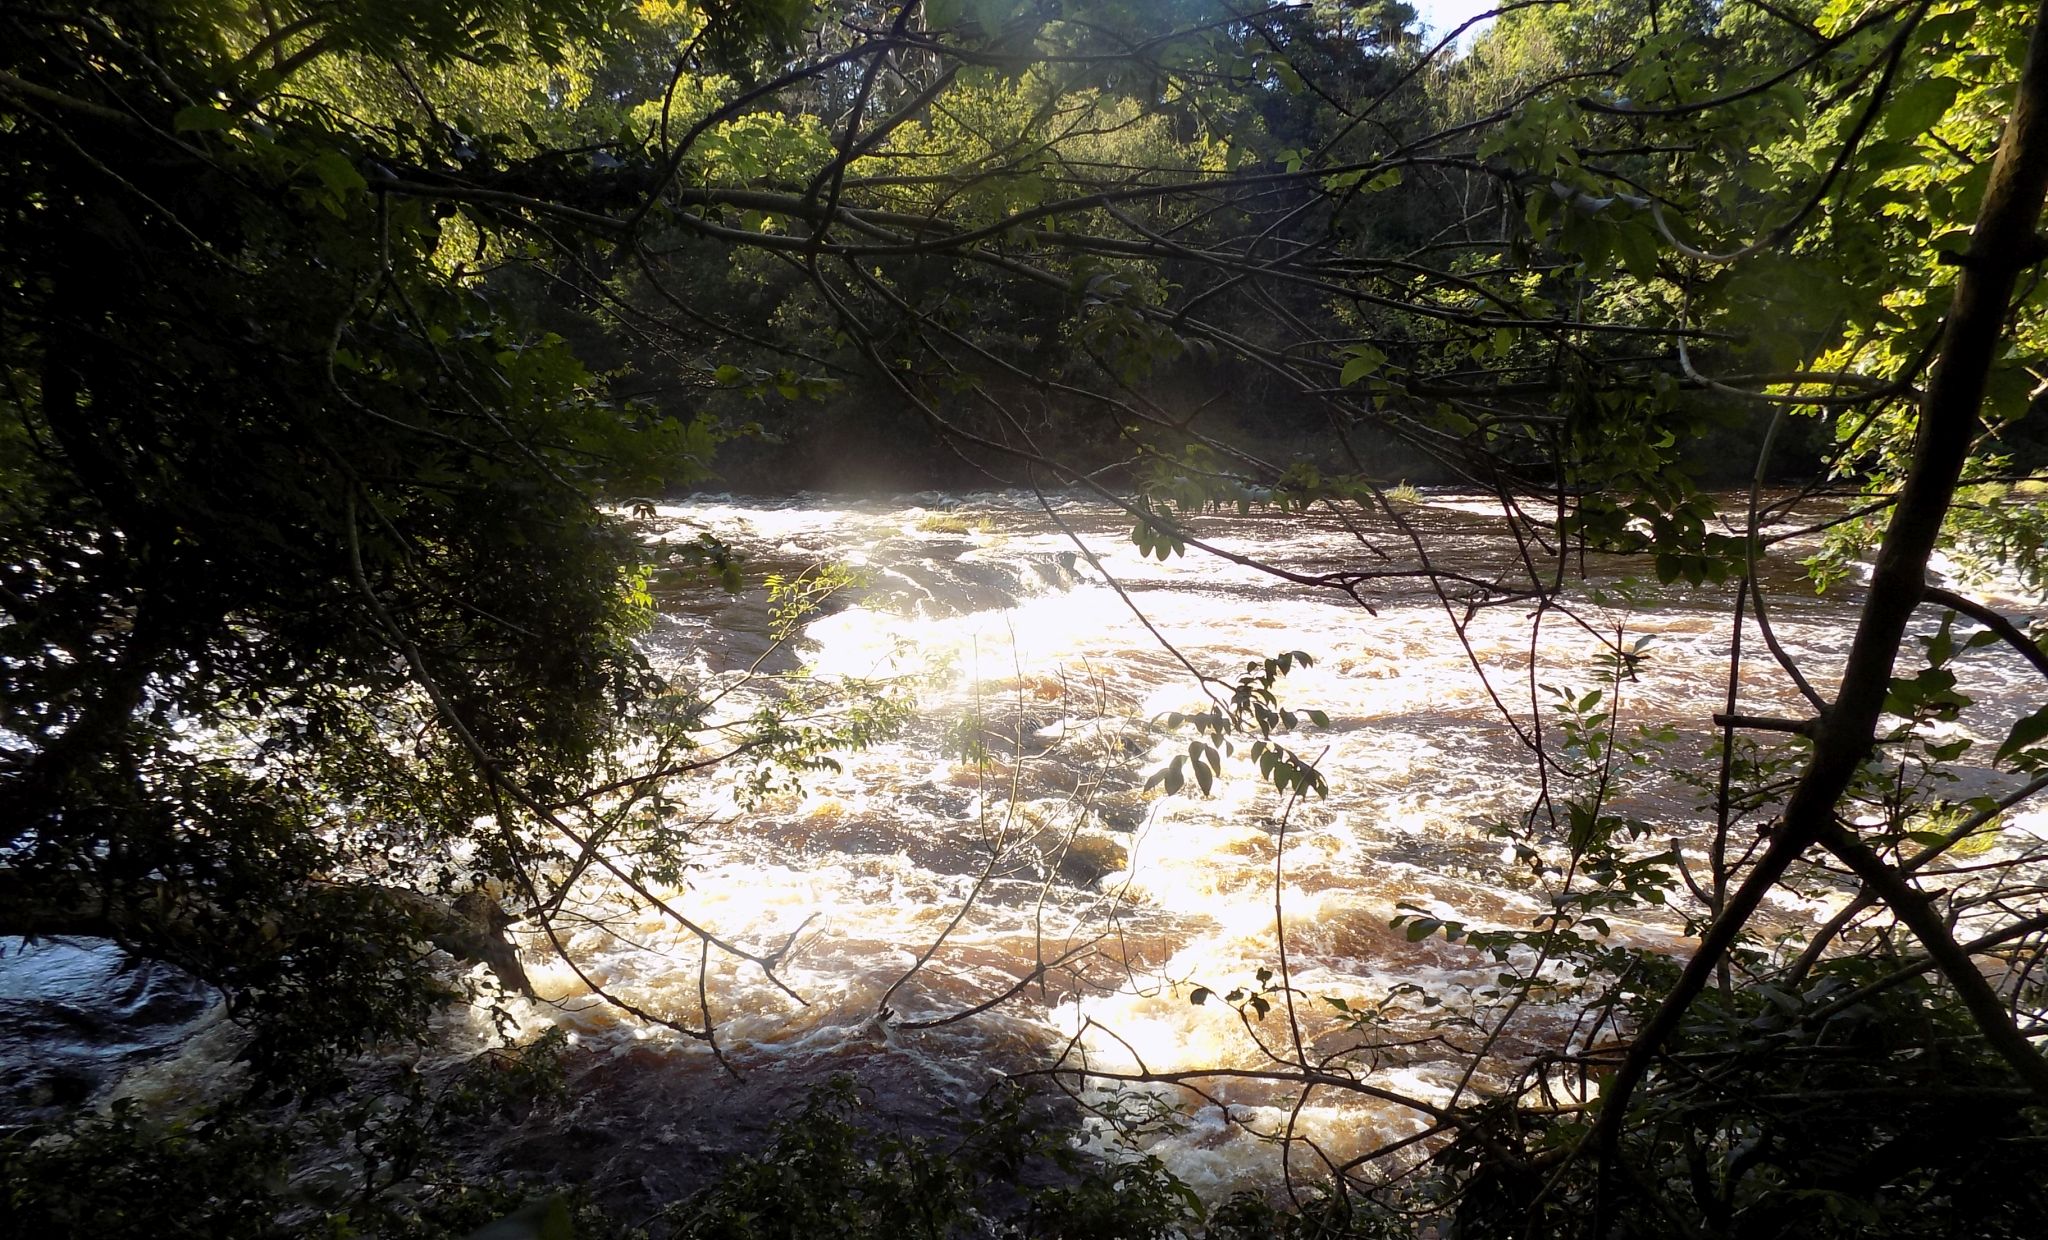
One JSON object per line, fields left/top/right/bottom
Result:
{"left": 1408, "top": 0, "right": 1500, "bottom": 47}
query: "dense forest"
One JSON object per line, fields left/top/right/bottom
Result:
{"left": 5, "top": 0, "right": 2048, "bottom": 1235}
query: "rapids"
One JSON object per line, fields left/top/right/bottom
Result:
{"left": 9, "top": 490, "right": 2045, "bottom": 1203}
{"left": 506, "top": 490, "right": 2048, "bottom": 1194}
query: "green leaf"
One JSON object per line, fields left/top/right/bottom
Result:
{"left": 1433, "top": 408, "right": 1476, "bottom": 436}
{"left": 1927, "top": 612, "right": 1956, "bottom": 668}
{"left": 1612, "top": 221, "right": 1659, "bottom": 281}
{"left": 173, "top": 104, "right": 238, "bottom": 132}
{"left": 1881, "top": 78, "right": 1961, "bottom": 141}
{"left": 308, "top": 150, "right": 366, "bottom": 198}
{"left": 1926, "top": 737, "right": 1972, "bottom": 761}
{"left": 1339, "top": 347, "right": 1385, "bottom": 387}
{"left": 1997, "top": 705, "right": 2048, "bottom": 765}
{"left": 1917, "top": 7, "right": 1979, "bottom": 46}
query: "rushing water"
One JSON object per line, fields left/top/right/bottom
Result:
{"left": 504, "top": 490, "right": 2045, "bottom": 1194}
{"left": 0, "top": 940, "right": 213, "bottom": 1122}
{"left": 10, "top": 490, "right": 2046, "bottom": 1201}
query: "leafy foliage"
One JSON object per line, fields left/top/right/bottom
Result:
{"left": 7, "top": 0, "right": 2048, "bottom": 1234}
{"left": 0, "top": 1030, "right": 597, "bottom": 1240}
{"left": 666, "top": 1076, "right": 1414, "bottom": 1240}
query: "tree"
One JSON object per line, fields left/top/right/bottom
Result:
{"left": 7, "top": 0, "right": 2048, "bottom": 1234}
{"left": 604, "top": 1, "right": 2048, "bottom": 1230}
{"left": 0, "top": 0, "right": 763, "bottom": 1082}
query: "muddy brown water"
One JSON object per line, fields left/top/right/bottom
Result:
{"left": 8, "top": 490, "right": 2045, "bottom": 1210}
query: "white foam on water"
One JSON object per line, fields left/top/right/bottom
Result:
{"left": 87, "top": 491, "right": 2044, "bottom": 1198}
{"left": 510, "top": 495, "right": 1750, "bottom": 1188}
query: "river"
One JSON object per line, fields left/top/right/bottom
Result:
{"left": 10, "top": 489, "right": 2046, "bottom": 1204}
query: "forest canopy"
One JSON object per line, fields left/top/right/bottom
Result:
{"left": 4, "top": 0, "right": 2048, "bottom": 1236}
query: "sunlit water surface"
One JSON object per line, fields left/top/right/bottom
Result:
{"left": 504, "top": 490, "right": 2046, "bottom": 1194}
{"left": 12, "top": 491, "right": 2047, "bottom": 1202}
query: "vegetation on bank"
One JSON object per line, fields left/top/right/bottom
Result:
{"left": 4, "top": 0, "right": 2048, "bottom": 1235}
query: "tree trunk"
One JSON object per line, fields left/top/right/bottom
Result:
{"left": 1595, "top": 0, "right": 2048, "bottom": 1178}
